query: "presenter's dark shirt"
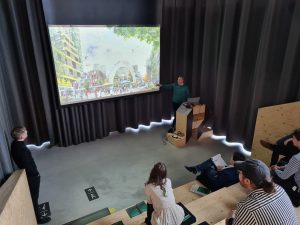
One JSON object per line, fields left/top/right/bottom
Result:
{"left": 161, "top": 83, "right": 190, "bottom": 103}
{"left": 11, "top": 140, "right": 39, "bottom": 177}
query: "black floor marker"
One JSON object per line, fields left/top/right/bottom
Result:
{"left": 38, "top": 202, "right": 51, "bottom": 217}
{"left": 85, "top": 186, "right": 99, "bottom": 201}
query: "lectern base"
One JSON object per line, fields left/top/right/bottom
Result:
{"left": 166, "top": 132, "right": 186, "bottom": 147}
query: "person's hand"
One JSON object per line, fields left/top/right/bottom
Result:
{"left": 270, "top": 165, "right": 280, "bottom": 171}
{"left": 229, "top": 209, "right": 236, "bottom": 217}
{"left": 225, "top": 210, "right": 236, "bottom": 225}
{"left": 284, "top": 138, "right": 293, "bottom": 146}
{"left": 216, "top": 166, "right": 224, "bottom": 171}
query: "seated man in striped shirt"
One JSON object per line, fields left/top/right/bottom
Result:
{"left": 226, "top": 159, "right": 298, "bottom": 225}
{"left": 271, "top": 130, "right": 300, "bottom": 207}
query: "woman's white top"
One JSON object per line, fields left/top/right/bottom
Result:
{"left": 144, "top": 178, "right": 184, "bottom": 225}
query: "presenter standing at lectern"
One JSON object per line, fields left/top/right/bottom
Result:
{"left": 157, "top": 76, "right": 190, "bottom": 132}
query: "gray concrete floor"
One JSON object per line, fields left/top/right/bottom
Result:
{"left": 31, "top": 123, "right": 241, "bottom": 225}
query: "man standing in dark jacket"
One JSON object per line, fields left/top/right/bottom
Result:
{"left": 11, "top": 126, "right": 51, "bottom": 224}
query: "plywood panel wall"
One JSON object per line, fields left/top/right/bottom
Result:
{"left": 0, "top": 170, "right": 37, "bottom": 225}
{"left": 252, "top": 101, "right": 300, "bottom": 165}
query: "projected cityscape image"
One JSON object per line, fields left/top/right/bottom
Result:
{"left": 48, "top": 25, "right": 160, "bottom": 105}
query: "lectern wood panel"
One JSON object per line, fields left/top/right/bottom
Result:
{"left": 176, "top": 105, "right": 193, "bottom": 144}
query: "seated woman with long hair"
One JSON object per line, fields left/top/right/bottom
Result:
{"left": 144, "top": 162, "right": 184, "bottom": 225}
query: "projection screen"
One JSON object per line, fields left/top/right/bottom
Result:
{"left": 48, "top": 25, "right": 160, "bottom": 105}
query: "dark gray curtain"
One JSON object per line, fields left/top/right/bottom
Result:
{"left": 0, "top": 0, "right": 51, "bottom": 182}
{"left": 0, "top": 0, "right": 300, "bottom": 181}
{"left": 162, "top": 0, "right": 300, "bottom": 149}
{"left": 0, "top": 0, "right": 170, "bottom": 181}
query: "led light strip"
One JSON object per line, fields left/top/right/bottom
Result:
{"left": 125, "top": 117, "right": 173, "bottom": 133}
{"left": 27, "top": 141, "right": 51, "bottom": 150}
{"left": 211, "top": 135, "right": 251, "bottom": 156}
{"left": 26, "top": 120, "right": 252, "bottom": 158}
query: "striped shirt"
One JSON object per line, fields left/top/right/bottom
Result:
{"left": 275, "top": 153, "right": 300, "bottom": 188}
{"left": 233, "top": 185, "right": 298, "bottom": 225}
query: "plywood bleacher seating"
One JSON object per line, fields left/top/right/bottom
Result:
{"left": 88, "top": 180, "right": 202, "bottom": 225}
{"left": 0, "top": 170, "right": 37, "bottom": 225}
{"left": 3, "top": 170, "right": 299, "bottom": 225}
{"left": 89, "top": 179, "right": 300, "bottom": 225}
{"left": 249, "top": 101, "right": 300, "bottom": 223}
{"left": 185, "top": 184, "right": 248, "bottom": 225}
{"left": 88, "top": 180, "right": 250, "bottom": 225}
{"left": 252, "top": 101, "right": 300, "bottom": 165}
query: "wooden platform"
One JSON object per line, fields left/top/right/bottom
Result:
{"left": 88, "top": 180, "right": 201, "bottom": 225}
{"left": 185, "top": 183, "right": 248, "bottom": 224}
{"left": 0, "top": 170, "right": 37, "bottom": 225}
{"left": 88, "top": 179, "right": 300, "bottom": 225}
{"left": 252, "top": 101, "right": 300, "bottom": 165}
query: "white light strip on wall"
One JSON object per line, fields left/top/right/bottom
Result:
{"left": 211, "top": 134, "right": 252, "bottom": 156}
{"left": 25, "top": 123, "right": 252, "bottom": 158}
{"left": 26, "top": 118, "right": 174, "bottom": 148}
{"left": 27, "top": 141, "right": 51, "bottom": 150}
{"left": 125, "top": 118, "right": 173, "bottom": 133}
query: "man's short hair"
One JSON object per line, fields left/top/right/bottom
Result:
{"left": 11, "top": 126, "right": 26, "bottom": 140}
{"left": 293, "top": 128, "right": 300, "bottom": 141}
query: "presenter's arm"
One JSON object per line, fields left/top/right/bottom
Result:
{"left": 159, "top": 83, "right": 174, "bottom": 90}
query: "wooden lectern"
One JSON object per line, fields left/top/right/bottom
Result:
{"left": 167, "top": 103, "right": 205, "bottom": 147}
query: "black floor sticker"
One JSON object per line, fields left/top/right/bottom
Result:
{"left": 85, "top": 186, "right": 99, "bottom": 201}
{"left": 38, "top": 202, "right": 51, "bottom": 217}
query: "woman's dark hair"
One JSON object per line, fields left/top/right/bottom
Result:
{"left": 232, "top": 152, "right": 246, "bottom": 161}
{"left": 146, "top": 162, "right": 167, "bottom": 194}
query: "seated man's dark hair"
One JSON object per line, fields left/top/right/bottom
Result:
{"left": 232, "top": 152, "right": 246, "bottom": 161}
{"left": 258, "top": 179, "right": 276, "bottom": 193}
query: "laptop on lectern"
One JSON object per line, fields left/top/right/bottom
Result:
{"left": 187, "top": 97, "right": 200, "bottom": 104}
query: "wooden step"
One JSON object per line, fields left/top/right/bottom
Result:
{"left": 87, "top": 180, "right": 300, "bottom": 225}
{"left": 173, "top": 180, "right": 202, "bottom": 205}
{"left": 185, "top": 183, "right": 248, "bottom": 225}
{"left": 88, "top": 180, "right": 202, "bottom": 225}
{"left": 187, "top": 183, "right": 300, "bottom": 225}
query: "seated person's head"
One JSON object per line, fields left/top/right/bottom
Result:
{"left": 292, "top": 129, "right": 300, "bottom": 149}
{"left": 235, "top": 159, "right": 275, "bottom": 193}
{"left": 229, "top": 151, "right": 246, "bottom": 165}
{"left": 11, "top": 126, "right": 27, "bottom": 141}
{"left": 146, "top": 162, "right": 167, "bottom": 186}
